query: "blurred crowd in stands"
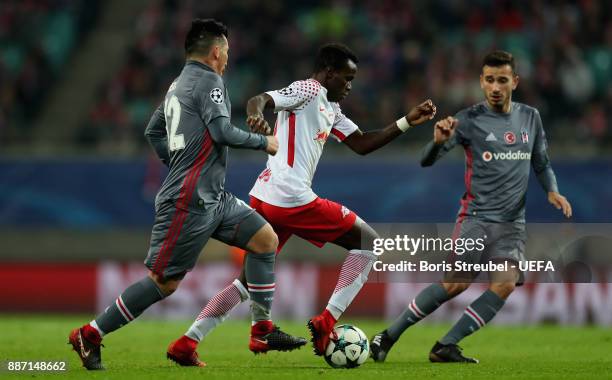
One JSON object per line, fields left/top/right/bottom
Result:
{"left": 0, "top": 0, "right": 99, "bottom": 143}
{"left": 2, "top": 0, "right": 611, "bottom": 154}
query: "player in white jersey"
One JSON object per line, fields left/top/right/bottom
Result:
{"left": 168, "top": 43, "right": 436, "bottom": 359}
{"left": 248, "top": 77, "right": 358, "bottom": 208}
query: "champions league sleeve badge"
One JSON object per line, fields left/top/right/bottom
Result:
{"left": 210, "top": 88, "right": 224, "bottom": 104}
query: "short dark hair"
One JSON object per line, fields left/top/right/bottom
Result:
{"left": 185, "top": 18, "right": 228, "bottom": 56}
{"left": 314, "top": 43, "right": 358, "bottom": 72}
{"left": 482, "top": 50, "right": 516, "bottom": 73}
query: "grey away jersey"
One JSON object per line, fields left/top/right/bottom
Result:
{"left": 144, "top": 61, "right": 267, "bottom": 214}
{"left": 422, "top": 101, "right": 558, "bottom": 223}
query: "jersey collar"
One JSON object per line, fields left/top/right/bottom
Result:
{"left": 483, "top": 100, "right": 514, "bottom": 115}
{"left": 308, "top": 78, "right": 328, "bottom": 97}
{"left": 186, "top": 60, "right": 215, "bottom": 73}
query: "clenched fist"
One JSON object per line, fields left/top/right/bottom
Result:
{"left": 434, "top": 116, "right": 458, "bottom": 145}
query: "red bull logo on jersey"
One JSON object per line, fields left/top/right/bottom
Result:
{"left": 314, "top": 129, "right": 329, "bottom": 144}
{"left": 258, "top": 168, "right": 272, "bottom": 182}
{"left": 482, "top": 150, "right": 531, "bottom": 162}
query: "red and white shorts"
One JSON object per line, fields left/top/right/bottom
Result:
{"left": 249, "top": 196, "right": 358, "bottom": 252}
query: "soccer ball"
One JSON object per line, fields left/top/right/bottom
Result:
{"left": 324, "top": 324, "right": 369, "bottom": 369}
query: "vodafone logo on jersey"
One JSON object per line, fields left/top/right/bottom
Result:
{"left": 482, "top": 150, "right": 531, "bottom": 162}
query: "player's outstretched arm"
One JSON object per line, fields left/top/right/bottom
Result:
{"left": 208, "top": 116, "right": 278, "bottom": 155}
{"left": 343, "top": 99, "right": 436, "bottom": 155}
{"left": 144, "top": 103, "right": 170, "bottom": 166}
{"left": 420, "top": 116, "right": 458, "bottom": 167}
{"left": 246, "top": 93, "right": 275, "bottom": 135}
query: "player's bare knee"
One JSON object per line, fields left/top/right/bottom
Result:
{"left": 267, "top": 229, "right": 280, "bottom": 252}
{"left": 442, "top": 281, "right": 470, "bottom": 297}
{"left": 159, "top": 280, "right": 181, "bottom": 296}
{"left": 247, "top": 223, "right": 278, "bottom": 253}
{"left": 489, "top": 281, "right": 515, "bottom": 299}
{"left": 356, "top": 220, "right": 379, "bottom": 251}
{"left": 149, "top": 272, "right": 181, "bottom": 296}
{"left": 362, "top": 223, "right": 380, "bottom": 249}
{"left": 256, "top": 226, "right": 278, "bottom": 253}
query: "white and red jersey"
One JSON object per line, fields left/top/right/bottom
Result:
{"left": 249, "top": 79, "right": 359, "bottom": 207}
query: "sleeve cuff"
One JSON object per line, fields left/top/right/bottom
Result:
{"left": 330, "top": 128, "right": 347, "bottom": 141}
{"left": 265, "top": 91, "right": 282, "bottom": 112}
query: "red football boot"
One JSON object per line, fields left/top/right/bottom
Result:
{"left": 167, "top": 335, "right": 206, "bottom": 367}
{"left": 68, "top": 325, "right": 104, "bottom": 370}
{"left": 249, "top": 321, "right": 307, "bottom": 354}
{"left": 307, "top": 309, "right": 337, "bottom": 355}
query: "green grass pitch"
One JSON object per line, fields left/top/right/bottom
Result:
{"left": 0, "top": 315, "right": 610, "bottom": 379}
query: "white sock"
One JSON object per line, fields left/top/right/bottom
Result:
{"left": 89, "top": 320, "right": 106, "bottom": 337}
{"left": 186, "top": 279, "right": 249, "bottom": 342}
{"left": 326, "top": 250, "right": 376, "bottom": 320}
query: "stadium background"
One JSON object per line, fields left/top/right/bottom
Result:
{"left": 1, "top": 0, "right": 611, "bottom": 327}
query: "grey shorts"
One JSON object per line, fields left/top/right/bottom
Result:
{"left": 144, "top": 191, "right": 267, "bottom": 279}
{"left": 446, "top": 217, "right": 526, "bottom": 285}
